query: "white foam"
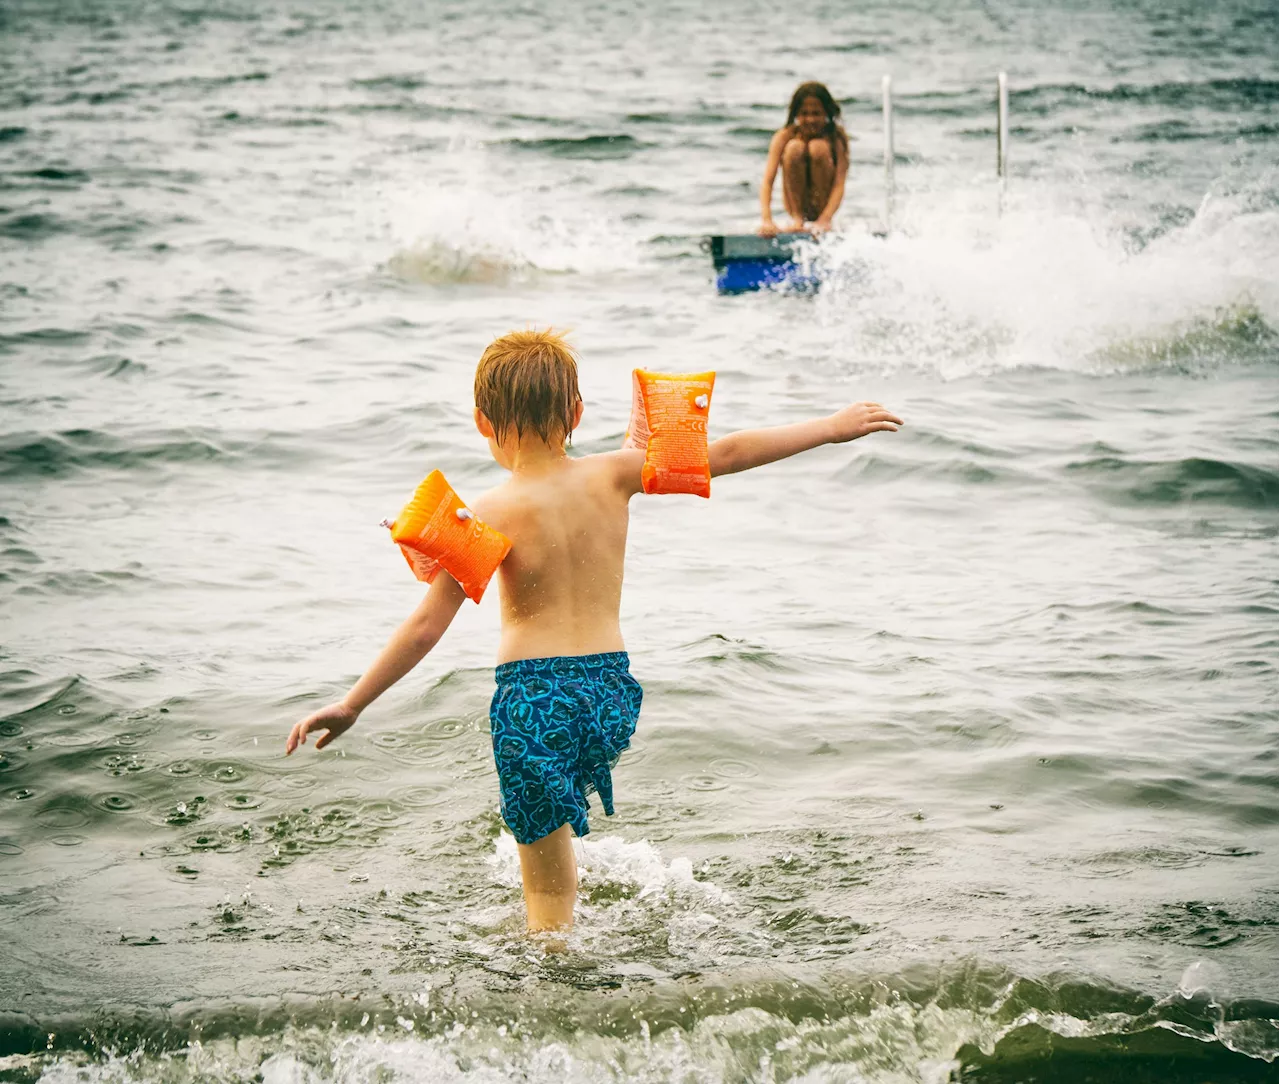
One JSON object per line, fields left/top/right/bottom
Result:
{"left": 809, "top": 172, "right": 1278, "bottom": 377}
{"left": 369, "top": 140, "right": 643, "bottom": 281}
{"left": 29, "top": 966, "right": 1274, "bottom": 1084}
{"left": 1177, "top": 959, "right": 1228, "bottom": 1000}
{"left": 488, "top": 830, "right": 730, "bottom": 907}
{"left": 34, "top": 1004, "right": 988, "bottom": 1083}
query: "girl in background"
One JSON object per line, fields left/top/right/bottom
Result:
{"left": 758, "top": 81, "right": 850, "bottom": 236}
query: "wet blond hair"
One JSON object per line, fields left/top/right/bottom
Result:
{"left": 474, "top": 328, "right": 582, "bottom": 445}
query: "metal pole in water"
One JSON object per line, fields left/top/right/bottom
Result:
{"left": 881, "top": 74, "right": 894, "bottom": 234}
{"left": 996, "top": 71, "right": 1008, "bottom": 181}
{"left": 882, "top": 74, "right": 894, "bottom": 182}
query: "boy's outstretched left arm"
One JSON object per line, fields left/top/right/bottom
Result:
{"left": 709, "top": 401, "right": 901, "bottom": 477}
{"left": 285, "top": 573, "right": 467, "bottom": 754}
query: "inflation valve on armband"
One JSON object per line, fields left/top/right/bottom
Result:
{"left": 623, "top": 368, "right": 716, "bottom": 497}
{"left": 382, "top": 470, "right": 511, "bottom": 603}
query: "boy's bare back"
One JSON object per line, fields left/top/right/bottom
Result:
{"left": 475, "top": 449, "right": 643, "bottom": 665}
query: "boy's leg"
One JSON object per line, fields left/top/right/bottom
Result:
{"left": 516, "top": 822, "right": 578, "bottom": 931}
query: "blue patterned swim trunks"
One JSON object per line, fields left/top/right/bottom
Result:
{"left": 490, "top": 651, "right": 642, "bottom": 846}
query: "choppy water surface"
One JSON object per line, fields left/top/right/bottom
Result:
{"left": 1, "top": 0, "right": 1276, "bottom": 1080}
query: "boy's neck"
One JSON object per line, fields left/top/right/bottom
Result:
{"left": 505, "top": 436, "right": 569, "bottom": 477}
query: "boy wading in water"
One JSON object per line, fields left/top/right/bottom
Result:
{"left": 759, "top": 81, "right": 850, "bottom": 237}
{"left": 286, "top": 330, "right": 902, "bottom": 931}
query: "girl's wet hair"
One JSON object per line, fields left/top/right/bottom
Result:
{"left": 785, "top": 81, "right": 849, "bottom": 165}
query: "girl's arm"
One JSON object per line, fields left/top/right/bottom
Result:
{"left": 285, "top": 573, "right": 467, "bottom": 753}
{"left": 757, "top": 129, "right": 790, "bottom": 236}
{"left": 813, "top": 139, "right": 850, "bottom": 232}
{"left": 709, "top": 401, "right": 901, "bottom": 477}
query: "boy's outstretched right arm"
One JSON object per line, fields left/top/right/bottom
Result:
{"left": 709, "top": 401, "right": 902, "bottom": 477}
{"left": 285, "top": 573, "right": 467, "bottom": 754}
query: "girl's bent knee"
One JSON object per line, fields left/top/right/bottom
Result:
{"left": 808, "top": 138, "right": 833, "bottom": 164}
{"left": 782, "top": 138, "right": 808, "bottom": 164}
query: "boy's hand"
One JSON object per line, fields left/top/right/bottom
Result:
{"left": 828, "top": 402, "right": 903, "bottom": 443}
{"left": 286, "top": 701, "right": 359, "bottom": 755}
{"left": 758, "top": 219, "right": 779, "bottom": 237}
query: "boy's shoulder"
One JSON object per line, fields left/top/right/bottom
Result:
{"left": 469, "top": 477, "right": 518, "bottom": 530}
{"left": 471, "top": 450, "right": 646, "bottom": 527}
{"left": 581, "top": 447, "right": 645, "bottom": 498}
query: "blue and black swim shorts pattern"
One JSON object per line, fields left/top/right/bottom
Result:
{"left": 490, "top": 652, "right": 642, "bottom": 845}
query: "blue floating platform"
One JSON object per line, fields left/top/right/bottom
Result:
{"left": 707, "top": 233, "right": 820, "bottom": 294}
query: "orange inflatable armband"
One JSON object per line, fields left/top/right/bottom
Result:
{"left": 382, "top": 470, "right": 511, "bottom": 603}
{"left": 623, "top": 369, "right": 716, "bottom": 497}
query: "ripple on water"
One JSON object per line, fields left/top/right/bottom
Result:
{"left": 369, "top": 731, "right": 449, "bottom": 766}
{"left": 1137, "top": 899, "right": 1272, "bottom": 951}
{"left": 102, "top": 752, "right": 151, "bottom": 776}
{"left": 616, "top": 736, "right": 648, "bottom": 769}
{"left": 422, "top": 716, "right": 470, "bottom": 741}
{"left": 257, "top": 799, "right": 408, "bottom": 870}
{"left": 709, "top": 757, "right": 759, "bottom": 780}
{"left": 140, "top": 841, "right": 192, "bottom": 859}
{"left": 364, "top": 802, "right": 408, "bottom": 827}
{"left": 185, "top": 826, "right": 246, "bottom": 853}
{"left": 50, "top": 834, "right": 86, "bottom": 847}
{"left": 391, "top": 783, "right": 450, "bottom": 808}
{"left": 94, "top": 792, "right": 147, "bottom": 814}
{"left": 262, "top": 773, "right": 318, "bottom": 797}
{"left": 34, "top": 805, "right": 90, "bottom": 830}
{"left": 158, "top": 795, "right": 208, "bottom": 826}
{"left": 1077, "top": 848, "right": 1207, "bottom": 877}
{"left": 43, "top": 732, "right": 99, "bottom": 747}
{"left": 371, "top": 733, "right": 409, "bottom": 750}
{"left": 1199, "top": 844, "right": 1261, "bottom": 858}
{"left": 309, "top": 822, "right": 344, "bottom": 845}
{"left": 765, "top": 906, "right": 874, "bottom": 947}
{"left": 224, "top": 792, "right": 264, "bottom": 810}
{"left": 0, "top": 841, "right": 23, "bottom": 856}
